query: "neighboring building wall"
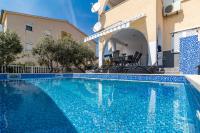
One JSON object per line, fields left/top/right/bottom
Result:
{"left": 2, "top": 16, "right": 7, "bottom": 31}
{"left": 1, "top": 11, "right": 96, "bottom": 64}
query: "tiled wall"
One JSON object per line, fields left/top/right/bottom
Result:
{"left": 0, "top": 74, "right": 7, "bottom": 80}
{"left": 180, "top": 35, "right": 200, "bottom": 74}
{"left": 0, "top": 73, "right": 187, "bottom": 83}
{"left": 184, "top": 82, "right": 200, "bottom": 130}
{"left": 63, "top": 74, "right": 186, "bottom": 83}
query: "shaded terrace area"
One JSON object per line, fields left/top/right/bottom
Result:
{"left": 96, "top": 28, "right": 158, "bottom": 73}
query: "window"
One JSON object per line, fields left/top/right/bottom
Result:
{"left": 61, "top": 31, "right": 72, "bottom": 38}
{"left": 26, "top": 25, "right": 33, "bottom": 32}
{"left": 24, "top": 43, "right": 33, "bottom": 52}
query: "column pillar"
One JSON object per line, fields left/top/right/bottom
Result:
{"left": 148, "top": 41, "right": 157, "bottom": 66}
{"left": 98, "top": 40, "right": 106, "bottom": 67}
{"left": 99, "top": 50, "right": 103, "bottom": 67}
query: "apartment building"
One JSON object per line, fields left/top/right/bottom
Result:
{"left": 0, "top": 10, "right": 96, "bottom": 64}
{"left": 84, "top": 0, "right": 200, "bottom": 74}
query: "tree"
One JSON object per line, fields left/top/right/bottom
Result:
{"left": 32, "top": 36, "right": 57, "bottom": 72}
{"left": 33, "top": 35, "right": 96, "bottom": 73}
{"left": 55, "top": 36, "right": 75, "bottom": 69}
{"left": 56, "top": 36, "right": 95, "bottom": 72}
{"left": 72, "top": 43, "right": 95, "bottom": 72}
{"left": 0, "top": 31, "right": 23, "bottom": 66}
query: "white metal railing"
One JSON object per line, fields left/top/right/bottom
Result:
{"left": 0, "top": 65, "right": 87, "bottom": 73}
{"left": 171, "top": 27, "right": 200, "bottom": 53}
{"left": 0, "top": 65, "right": 50, "bottom": 73}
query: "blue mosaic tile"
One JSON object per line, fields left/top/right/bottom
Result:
{"left": 0, "top": 73, "right": 187, "bottom": 83}
{"left": 180, "top": 35, "right": 200, "bottom": 74}
{"left": 63, "top": 74, "right": 186, "bottom": 83}
{"left": 0, "top": 74, "right": 7, "bottom": 80}
{"left": 1, "top": 77, "right": 199, "bottom": 132}
{"left": 21, "top": 74, "right": 55, "bottom": 79}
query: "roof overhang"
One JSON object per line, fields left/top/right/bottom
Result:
{"left": 108, "top": 0, "right": 126, "bottom": 7}
{"left": 84, "top": 13, "right": 145, "bottom": 42}
{"left": 98, "top": 0, "right": 126, "bottom": 14}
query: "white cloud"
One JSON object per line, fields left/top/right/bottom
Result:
{"left": 58, "top": 0, "right": 77, "bottom": 26}
{"left": 66, "top": 0, "right": 77, "bottom": 26}
{"left": 0, "top": 0, "right": 78, "bottom": 26}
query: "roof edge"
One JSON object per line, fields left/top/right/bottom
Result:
{"left": 0, "top": 10, "right": 97, "bottom": 44}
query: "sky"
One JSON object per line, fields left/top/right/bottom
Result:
{"left": 0, "top": 0, "right": 98, "bottom": 35}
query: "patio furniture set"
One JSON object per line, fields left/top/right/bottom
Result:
{"left": 95, "top": 50, "right": 158, "bottom": 74}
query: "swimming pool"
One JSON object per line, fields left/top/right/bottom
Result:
{"left": 0, "top": 74, "right": 200, "bottom": 132}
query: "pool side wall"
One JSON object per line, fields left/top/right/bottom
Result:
{"left": 0, "top": 73, "right": 187, "bottom": 83}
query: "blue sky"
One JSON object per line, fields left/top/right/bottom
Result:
{"left": 0, "top": 0, "right": 98, "bottom": 35}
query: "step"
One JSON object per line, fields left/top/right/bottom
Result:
{"left": 159, "top": 67, "right": 180, "bottom": 74}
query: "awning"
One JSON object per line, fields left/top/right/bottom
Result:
{"left": 84, "top": 13, "right": 145, "bottom": 42}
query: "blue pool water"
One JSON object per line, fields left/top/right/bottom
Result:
{"left": 0, "top": 78, "right": 200, "bottom": 133}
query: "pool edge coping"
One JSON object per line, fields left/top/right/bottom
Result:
{"left": 185, "top": 75, "right": 200, "bottom": 93}
{"left": 0, "top": 73, "right": 200, "bottom": 93}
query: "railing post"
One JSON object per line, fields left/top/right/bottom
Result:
{"left": 31, "top": 66, "right": 33, "bottom": 73}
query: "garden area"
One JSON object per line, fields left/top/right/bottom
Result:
{"left": 0, "top": 31, "right": 96, "bottom": 73}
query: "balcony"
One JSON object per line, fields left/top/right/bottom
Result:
{"left": 100, "top": 0, "right": 156, "bottom": 29}
{"left": 108, "top": 0, "right": 127, "bottom": 8}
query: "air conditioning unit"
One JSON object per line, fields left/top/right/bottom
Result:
{"left": 163, "top": 1, "right": 181, "bottom": 16}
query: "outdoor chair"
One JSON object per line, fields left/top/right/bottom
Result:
{"left": 137, "top": 66, "right": 158, "bottom": 74}
{"left": 111, "top": 50, "right": 120, "bottom": 65}
{"left": 126, "top": 55, "right": 133, "bottom": 64}
{"left": 123, "top": 52, "right": 144, "bottom": 73}
{"left": 119, "top": 53, "right": 127, "bottom": 66}
{"left": 134, "top": 53, "right": 142, "bottom": 65}
{"left": 126, "top": 51, "right": 140, "bottom": 65}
